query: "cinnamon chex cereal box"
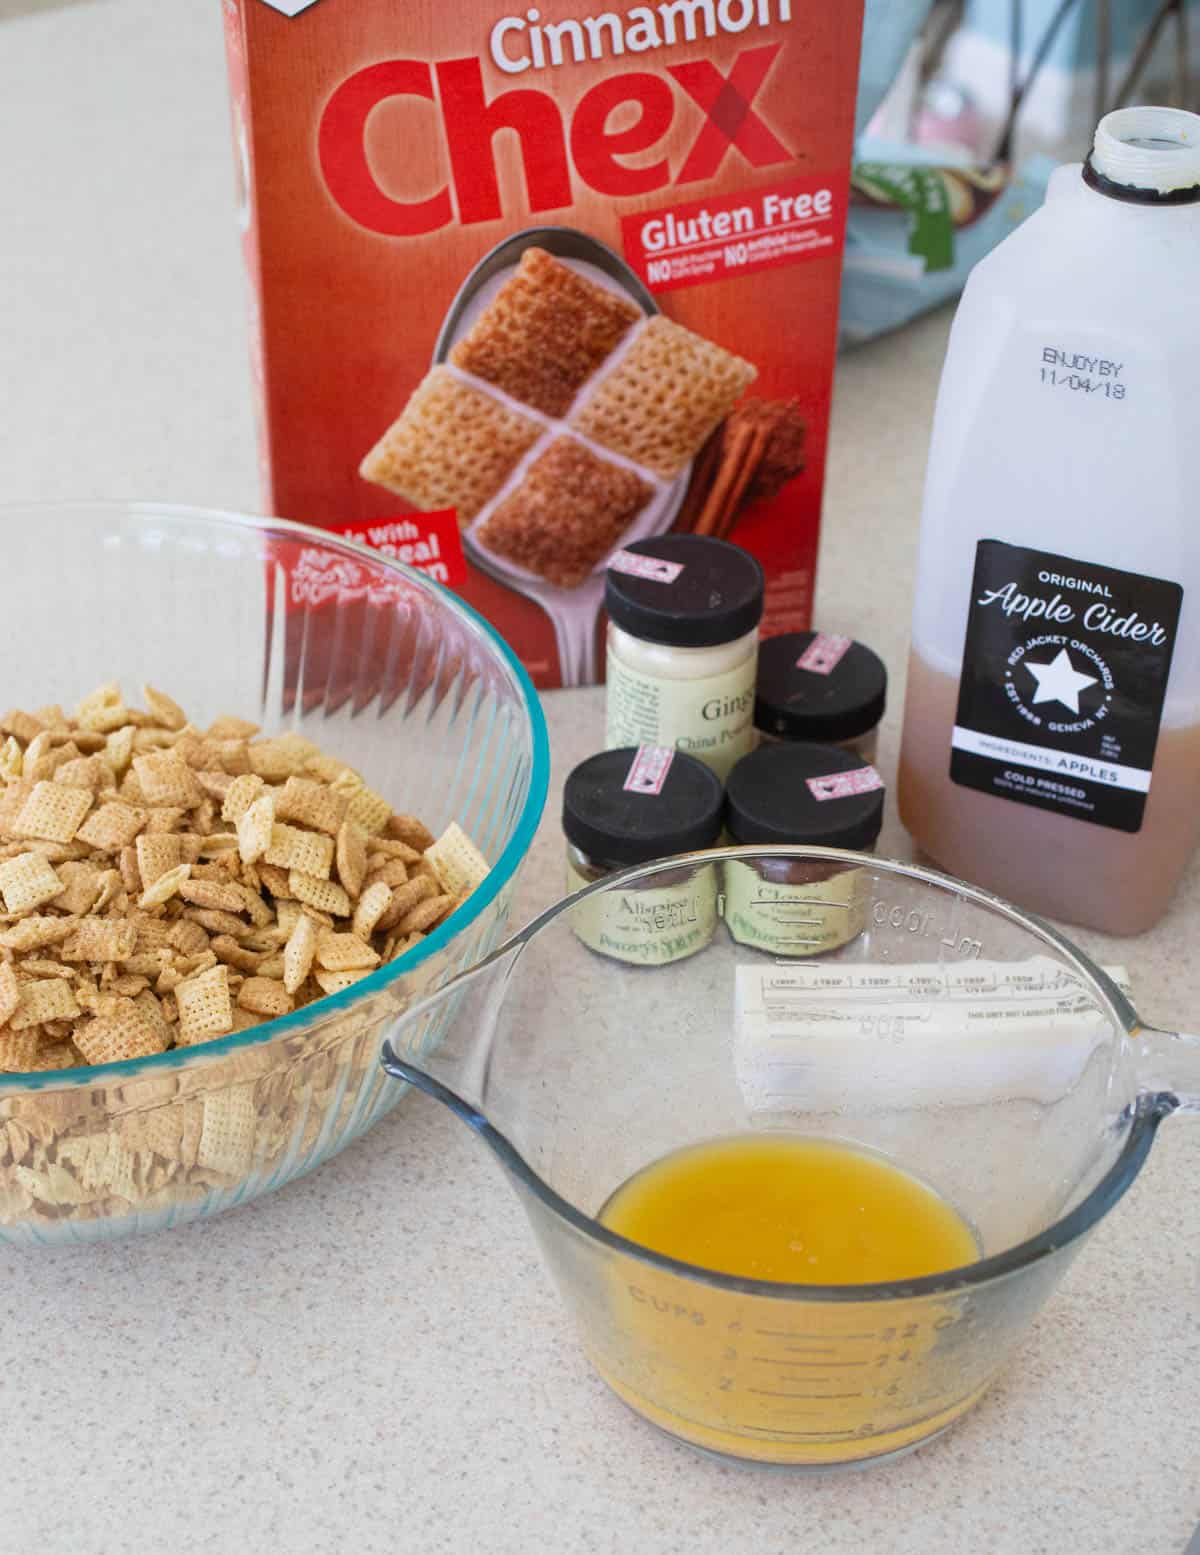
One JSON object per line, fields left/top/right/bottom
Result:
{"left": 223, "top": 0, "right": 864, "bottom": 688}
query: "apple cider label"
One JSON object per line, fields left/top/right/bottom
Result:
{"left": 950, "top": 540, "right": 1182, "bottom": 832}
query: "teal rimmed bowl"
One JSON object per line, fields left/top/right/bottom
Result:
{"left": 0, "top": 504, "right": 549, "bottom": 1244}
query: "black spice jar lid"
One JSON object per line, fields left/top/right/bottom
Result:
{"left": 605, "top": 536, "right": 765, "bottom": 649}
{"left": 755, "top": 631, "right": 887, "bottom": 743}
{"left": 563, "top": 747, "right": 724, "bottom": 866}
{"left": 725, "top": 742, "right": 885, "bottom": 851}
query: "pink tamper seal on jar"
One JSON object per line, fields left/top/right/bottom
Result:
{"left": 754, "top": 631, "right": 887, "bottom": 761}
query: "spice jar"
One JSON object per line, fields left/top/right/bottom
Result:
{"left": 563, "top": 746, "right": 724, "bottom": 966}
{"left": 723, "top": 743, "right": 885, "bottom": 956}
{"left": 605, "top": 536, "right": 764, "bottom": 782}
{"left": 754, "top": 631, "right": 887, "bottom": 761}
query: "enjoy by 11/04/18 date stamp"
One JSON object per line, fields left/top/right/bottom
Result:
{"left": 1039, "top": 346, "right": 1127, "bottom": 400}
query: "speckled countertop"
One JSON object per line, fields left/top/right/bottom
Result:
{"left": 1, "top": 3, "right": 1198, "bottom": 1552}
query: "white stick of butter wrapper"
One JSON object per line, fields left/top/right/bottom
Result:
{"left": 733, "top": 957, "right": 1132, "bottom": 1113}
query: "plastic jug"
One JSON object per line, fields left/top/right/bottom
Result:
{"left": 898, "top": 107, "right": 1200, "bottom": 935}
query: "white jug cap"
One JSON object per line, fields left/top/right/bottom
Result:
{"left": 1090, "top": 106, "right": 1200, "bottom": 194}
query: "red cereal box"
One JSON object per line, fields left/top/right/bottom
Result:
{"left": 223, "top": 0, "right": 864, "bottom": 687}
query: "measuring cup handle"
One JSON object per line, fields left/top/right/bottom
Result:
{"left": 1136, "top": 1026, "right": 1200, "bottom": 1117}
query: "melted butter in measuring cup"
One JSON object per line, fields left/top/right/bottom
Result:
{"left": 593, "top": 1134, "right": 986, "bottom": 1466}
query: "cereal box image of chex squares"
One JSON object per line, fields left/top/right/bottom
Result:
{"left": 475, "top": 436, "right": 653, "bottom": 589}
{"left": 360, "top": 245, "right": 757, "bottom": 596}
{"left": 450, "top": 245, "right": 640, "bottom": 417}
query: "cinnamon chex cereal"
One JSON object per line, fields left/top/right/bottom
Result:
{"left": 0, "top": 851, "right": 64, "bottom": 914}
{"left": 0, "top": 915, "right": 75, "bottom": 952}
{"left": 275, "top": 777, "right": 345, "bottom": 837}
{"left": 247, "top": 735, "right": 317, "bottom": 782}
{"left": 355, "top": 248, "right": 766, "bottom": 596}
{"left": 316, "top": 932, "right": 380, "bottom": 973}
{"left": 335, "top": 820, "right": 368, "bottom": 898}
{"left": 385, "top": 815, "right": 435, "bottom": 852}
{"left": 236, "top": 977, "right": 292, "bottom": 1018}
{"left": 222, "top": 773, "right": 265, "bottom": 824}
{"left": 175, "top": 964, "right": 234, "bottom": 1045}
{"left": 343, "top": 785, "right": 392, "bottom": 838}
{"left": 265, "top": 823, "right": 334, "bottom": 879}
{"left": 289, "top": 871, "right": 350, "bottom": 917}
{"left": 363, "top": 859, "right": 408, "bottom": 892}
{"left": 133, "top": 752, "right": 203, "bottom": 809}
{"left": 208, "top": 715, "right": 259, "bottom": 741}
{"left": 52, "top": 861, "right": 105, "bottom": 916}
{"left": 351, "top": 880, "right": 392, "bottom": 941}
{"left": 76, "top": 801, "right": 147, "bottom": 851}
{"left": 2, "top": 709, "right": 44, "bottom": 742}
{"left": 142, "top": 685, "right": 187, "bottom": 731}
{"left": 282, "top": 912, "right": 317, "bottom": 995}
{"left": 0, "top": 679, "right": 491, "bottom": 1224}
{"left": 178, "top": 878, "right": 247, "bottom": 914}
{"left": 197, "top": 1084, "right": 257, "bottom": 1176}
{"left": 313, "top": 968, "right": 370, "bottom": 996}
{"left": 136, "top": 832, "right": 182, "bottom": 887}
{"left": 74, "top": 1002, "right": 166, "bottom": 1065}
{"left": 0, "top": 737, "right": 22, "bottom": 781}
{"left": 75, "top": 683, "right": 128, "bottom": 734}
{"left": 424, "top": 822, "right": 492, "bottom": 897}
{"left": 62, "top": 916, "right": 138, "bottom": 962}
{"left": 396, "top": 894, "right": 456, "bottom": 937}
{"left": 10, "top": 979, "right": 80, "bottom": 1030}
{"left": 237, "top": 794, "right": 275, "bottom": 863}
{"left": 13, "top": 781, "right": 92, "bottom": 844}
{"left": 0, "top": 963, "right": 19, "bottom": 1026}
{"left": 377, "top": 873, "right": 437, "bottom": 932}
{"left": 0, "top": 1029, "right": 42, "bottom": 1072}
{"left": 139, "top": 861, "right": 191, "bottom": 910}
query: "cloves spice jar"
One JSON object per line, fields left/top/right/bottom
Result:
{"left": 754, "top": 631, "right": 887, "bottom": 761}
{"left": 564, "top": 746, "right": 724, "bottom": 966}
{"left": 723, "top": 742, "right": 885, "bottom": 956}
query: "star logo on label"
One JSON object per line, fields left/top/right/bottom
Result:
{"left": 1023, "top": 647, "right": 1098, "bottom": 715}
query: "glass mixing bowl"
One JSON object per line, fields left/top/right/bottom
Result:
{"left": 0, "top": 504, "right": 549, "bottom": 1245}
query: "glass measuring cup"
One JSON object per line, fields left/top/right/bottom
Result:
{"left": 380, "top": 847, "right": 1199, "bottom": 1469}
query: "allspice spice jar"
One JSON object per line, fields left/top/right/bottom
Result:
{"left": 563, "top": 746, "right": 723, "bottom": 966}
{"left": 723, "top": 743, "right": 885, "bottom": 957}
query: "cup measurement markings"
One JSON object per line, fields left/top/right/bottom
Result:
{"left": 870, "top": 898, "right": 984, "bottom": 958}
{"left": 749, "top": 1388, "right": 864, "bottom": 1399}
{"left": 754, "top": 1328, "right": 879, "bottom": 1340}
{"left": 752, "top": 1356, "right": 871, "bottom": 1367}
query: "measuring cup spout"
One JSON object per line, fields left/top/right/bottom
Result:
{"left": 1135, "top": 1025, "right": 1200, "bottom": 1117}
{"left": 379, "top": 942, "right": 522, "bottom": 1140}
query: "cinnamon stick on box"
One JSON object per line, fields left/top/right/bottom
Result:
{"left": 678, "top": 398, "right": 807, "bottom": 541}
{"left": 693, "top": 421, "right": 772, "bottom": 537}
